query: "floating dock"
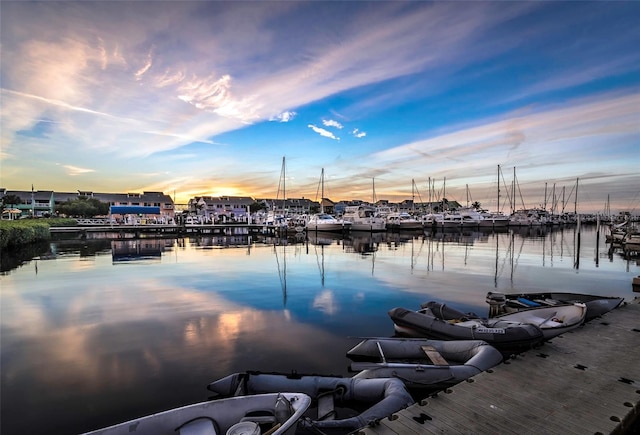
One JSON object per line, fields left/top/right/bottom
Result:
{"left": 358, "top": 299, "right": 640, "bottom": 435}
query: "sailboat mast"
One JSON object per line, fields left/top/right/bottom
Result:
{"left": 575, "top": 178, "right": 579, "bottom": 214}
{"left": 466, "top": 184, "right": 469, "bottom": 207}
{"left": 497, "top": 165, "right": 500, "bottom": 213}
{"left": 372, "top": 178, "right": 376, "bottom": 204}
{"left": 512, "top": 167, "right": 516, "bottom": 214}
{"left": 321, "top": 168, "right": 325, "bottom": 213}
{"left": 412, "top": 179, "right": 415, "bottom": 212}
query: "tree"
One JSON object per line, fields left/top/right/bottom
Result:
{"left": 1, "top": 194, "right": 23, "bottom": 211}
{"left": 472, "top": 201, "right": 482, "bottom": 210}
{"left": 249, "top": 202, "right": 267, "bottom": 213}
{"left": 56, "top": 197, "right": 110, "bottom": 218}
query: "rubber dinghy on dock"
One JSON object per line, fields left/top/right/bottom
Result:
{"left": 407, "top": 300, "right": 587, "bottom": 342}
{"left": 485, "top": 291, "right": 624, "bottom": 321}
{"left": 388, "top": 304, "right": 545, "bottom": 355}
{"left": 207, "top": 371, "right": 414, "bottom": 433}
{"left": 346, "top": 338, "right": 503, "bottom": 392}
{"left": 81, "top": 392, "right": 311, "bottom": 435}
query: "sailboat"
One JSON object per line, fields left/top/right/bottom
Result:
{"left": 478, "top": 165, "right": 510, "bottom": 228}
{"left": 305, "top": 168, "right": 352, "bottom": 233}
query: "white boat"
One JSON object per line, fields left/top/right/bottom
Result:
{"left": 207, "top": 372, "right": 414, "bottom": 432}
{"left": 479, "top": 211, "right": 510, "bottom": 228}
{"left": 347, "top": 338, "right": 503, "bottom": 392}
{"left": 342, "top": 205, "right": 386, "bottom": 232}
{"left": 81, "top": 392, "right": 311, "bottom": 435}
{"left": 306, "top": 213, "right": 351, "bottom": 232}
{"left": 435, "top": 212, "right": 464, "bottom": 229}
{"left": 306, "top": 168, "right": 352, "bottom": 233}
{"left": 385, "top": 212, "right": 423, "bottom": 231}
{"left": 458, "top": 208, "right": 484, "bottom": 228}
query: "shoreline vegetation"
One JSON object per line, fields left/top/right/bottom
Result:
{"left": 0, "top": 219, "right": 77, "bottom": 250}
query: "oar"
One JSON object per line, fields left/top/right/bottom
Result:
{"left": 538, "top": 311, "right": 557, "bottom": 327}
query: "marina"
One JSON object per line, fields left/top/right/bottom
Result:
{"left": 1, "top": 225, "right": 638, "bottom": 434}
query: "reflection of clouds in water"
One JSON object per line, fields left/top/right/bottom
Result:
{"left": 313, "top": 290, "right": 338, "bottom": 315}
{"left": 1, "top": 281, "right": 342, "bottom": 397}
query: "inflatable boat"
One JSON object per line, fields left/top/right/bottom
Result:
{"left": 346, "top": 338, "right": 503, "bottom": 391}
{"left": 81, "top": 392, "right": 311, "bottom": 435}
{"left": 207, "top": 371, "right": 414, "bottom": 433}
{"left": 486, "top": 291, "right": 624, "bottom": 321}
{"left": 388, "top": 304, "right": 545, "bottom": 355}
{"left": 420, "top": 300, "right": 587, "bottom": 340}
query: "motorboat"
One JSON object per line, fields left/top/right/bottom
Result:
{"left": 486, "top": 291, "right": 625, "bottom": 321}
{"left": 342, "top": 205, "right": 386, "bottom": 232}
{"left": 346, "top": 338, "right": 503, "bottom": 392}
{"left": 388, "top": 304, "right": 545, "bottom": 355}
{"left": 81, "top": 392, "right": 311, "bottom": 435}
{"left": 422, "top": 300, "right": 587, "bottom": 340}
{"left": 305, "top": 213, "right": 351, "bottom": 232}
{"left": 207, "top": 371, "right": 414, "bottom": 433}
{"left": 385, "top": 212, "right": 423, "bottom": 231}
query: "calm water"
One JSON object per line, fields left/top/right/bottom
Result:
{"left": 1, "top": 225, "right": 638, "bottom": 434}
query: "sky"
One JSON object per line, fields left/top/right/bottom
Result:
{"left": 1, "top": 1, "right": 639, "bottom": 214}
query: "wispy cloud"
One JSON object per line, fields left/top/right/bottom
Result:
{"left": 322, "top": 119, "right": 343, "bottom": 129}
{"left": 352, "top": 128, "right": 366, "bottom": 138}
{"left": 270, "top": 111, "right": 297, "bottom": 122}
{"left": 369, "top": 91, "right": 639, "bottom": 182}
{"left": 63, "top": 165, "right": 95, "bottom": 176}
{"left": 308, "top": 124, "right": 340, "bottom": 141}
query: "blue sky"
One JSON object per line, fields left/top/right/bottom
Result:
{"left": 1, "top": 1, "right": 638, "bottom": 213}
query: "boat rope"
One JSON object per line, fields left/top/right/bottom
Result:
{"left": 299, "top": 417, "right": 331, "bottom": 435}
{"left": 390, "top": 371, "right": 454, "bottom": 385}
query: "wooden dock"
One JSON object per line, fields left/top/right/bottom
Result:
{"left": 49, "top": 223, "right": 293, "bottom": 237}
{"left": 358, "top": 299, "right": 640, "bottom": 435}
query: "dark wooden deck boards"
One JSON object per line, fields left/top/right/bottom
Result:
{"left": 358, "top": 299, "right": 640, "bottom": 435}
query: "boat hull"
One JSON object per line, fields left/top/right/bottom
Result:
{"left": 81, "top": 393, "right": 311, "bottom": 435}
{"left": 388, "top": 306, "right": 545, "bottom": 355}
{"left": 347, "top": 338, "right": 503, "bottom": 391}
{"left": 486, "top": 291, "right": 624, "bottom": 321}
{"left": 207, "top": 372, "right": 414, "bottom": 432}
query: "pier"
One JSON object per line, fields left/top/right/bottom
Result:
{"left": 358, "top": 299, "right": 640, "bottom": 435}
{"left": 49, "top": 223, "right": 292, "bottom": 238}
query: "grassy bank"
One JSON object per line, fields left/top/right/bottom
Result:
{"left": 0, "top": 218, "right": 77, "bottom": 249}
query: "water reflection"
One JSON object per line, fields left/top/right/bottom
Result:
{"left": 1, "top": 225, "right": 638, "bottom": 435}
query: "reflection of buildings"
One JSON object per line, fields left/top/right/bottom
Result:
{"left": 111, "top": 240, "right": 169, "bottom": 263}
{"left": 193, "top": 235, "right": 251, "bottom": 248}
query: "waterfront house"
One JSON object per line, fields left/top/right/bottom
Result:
{"left": 187, "top": 196, "right": 254, "bottom": 223}
{"left": 0, "top": 189, "right": 175, "bottom": 220}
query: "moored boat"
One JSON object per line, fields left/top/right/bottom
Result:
{"left": 207, "top": 371, "right": 414, "bottom": 433}
{"left": 385, "top": 212, "right": 423, "bottom": 231}
{"left": 486, "top": 291, "right": 625, "bottom": 321}
{"left": 81, "top": 392, "right": 311, "bottom": 435}
{"left": 388, "top": 304, "right": 546, "bottom": 355}
{"left": 306, "top": 213, "right": 352, "bottom": 232}
{"left": 342, "top": 205, "right": 386, "bottom": 232}
{"left": 423, "top": 300, "right": 587, "bottom": 340}
{"left": 346, "top": 338, "right": 503, "bottom": 392}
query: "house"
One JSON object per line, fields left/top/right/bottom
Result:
{"left": 187, "top": 196, "right": 255, "bottom": 223}
{"left": 0, "top": 189, "right": 175, "bottom": 220}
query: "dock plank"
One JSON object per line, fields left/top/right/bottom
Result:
{"left": 359, "top": 300, "right": 640, "bottom": 435}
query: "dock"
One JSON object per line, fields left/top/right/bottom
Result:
{"left": 358, "top": 299, "right": 640, "bottom": 435}
{"left": 49, "top": 223, "right": 297, "bottom": 238}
